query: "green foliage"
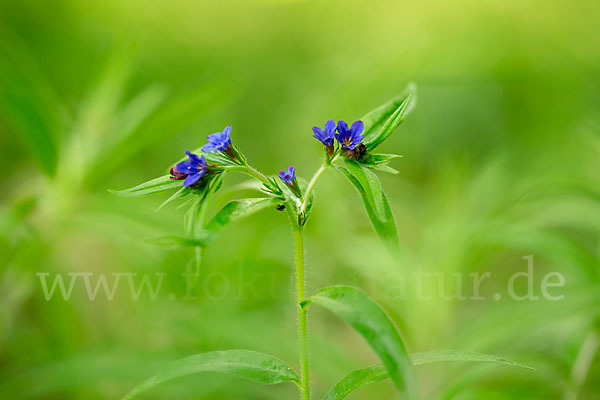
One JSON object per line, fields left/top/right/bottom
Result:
{"left": 4, "top": 4, "right": 599, "bottom": 399}
{"left": 0, "top": 31, "right": 63, "bottom": 176}
{"left": 109, "top": 175, "right": 182, "bottom": 197}
{"left": 335, "top": 161, "right": 398, "bottom": 252}
{"left": 200, "top": 197, "right": 279, "bottom": 243}
{"left": 361, "top": 83, "right": 417, "bottom": 152}
{"left": 324, "top": 351, "right": 534, "bottom": 400}
{"left": 358, "top": 153, "right": 402, "bottom": 174}
{"left": 121, "top": 350, "right": 299, "bottom": 400}
{"left": 302, "top": 285, "right": 417, "bottom": 399}
{"left": 151, "top": 197, "right": 279, "bottom": 247}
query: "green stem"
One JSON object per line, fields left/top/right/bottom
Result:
{"left": 289, "top": 208, "right": 310, "bottom": 400}
{"left": 188, "top": 194, "right": 209, "bottom": 286}
{"left": 223, "top": 164, "right": 271, "bottom": 186}
{"left": 299, "top": 153, "right": 339, "bottom": 215}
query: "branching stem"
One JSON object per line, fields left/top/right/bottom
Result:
{"left": 299, "top": 154, "right": 339, "bottom": 215}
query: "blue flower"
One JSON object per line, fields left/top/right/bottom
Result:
{"left": 335, "top": 120, "right": 364, "bottom": 150}
{"left": 171, "top": 150, "right": 208, "bottom": 186}
{"left": 312, "top": 120, "right": 336, "bottom": 147}
{"left": 202, "top": 125, "right": 232, "bottom": 153}
{"left": 279, "top": 165, "right": 296, "bottom": 186}
{"left": 279, "top": 165, "right": 301, "bottom": 197}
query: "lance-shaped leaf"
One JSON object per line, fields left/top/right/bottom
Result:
{"left": 362, "top": 83, "right": 417, "bottom": 152}
{"left": 109, "top": 175, "right": 182, "bottom": 197}
{"left": 202, "top": 197, "right": 278, "bottom": 242}
{"left": 151, "top": 197, "right": 278, "bottom": 247}
{"left": 323, "top": 350, "right": 534, "bottom": 400}
{"left": 156, "top": 186, "right": 192, "bottom": 211}
{"left": 302, "top": 286, "right": 417, "bottom": 399}
{"left": 360, "top": 153, "right": 402, "bottom": 175}
{"left": 122, "top": 350, "right": 299, "bottom": 400}
{"left": 335, "top": 160, "right": 398, "bottom": 251}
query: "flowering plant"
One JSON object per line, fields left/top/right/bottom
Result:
{"left": 113, "top": 83, "right": 532, "bottom": 400}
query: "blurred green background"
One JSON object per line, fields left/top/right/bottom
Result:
{"left": 1, "top": 0, "right": 599, "bottom": 398}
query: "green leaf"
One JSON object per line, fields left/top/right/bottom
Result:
{"left": 302, "top": 286, "right": 417, "bottom": 399}
{"left": 156, "top": 186, "right": 192, "bottom": 211}
{"left": 183, "top": 174, "right": 223, "bottom": 235}
{"left": 367, "top": 153, "right": 403, "bottom": 164}
{"left": 411, "top": 350, "right": 535, "bottom": 369}
{"left": 366, "top": 163, "right": 399, "bottom": 175}
{"left": 201, "top": 197, "right": 278, "bottom": 243}
{"left": 191, "top": 150, "right": 239, "bottom": 168}
{"left": 122, "top": 350, "right": 299, "bottom": 400}
{"left": 109, "top": 175, "right": 182, "bottom": 197}
{"left": 152, "top": 197, "right": 279, "bottom": 247}
{"left": 360, "top": 153, "right": 402, "bottom": 175}
{"left": 335, "top": 160, "right": 398, "bottom": 251}
{"left": 362, "top": 83, "right": 417, "bottom": 152}
{"left": 323, "top": 350, "right": 534, "bottom": 400}
{"left": 323, "top": 364, "right": 387, "bottom": 400}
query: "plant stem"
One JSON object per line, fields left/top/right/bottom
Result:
{"left": 290, "top": 212, "right": 310, "bottom": 400}
{"left": 300, "top": 164, "right": 326, "bottom": 214}
{"left": 299, "top": 153, "right": 339, "bottom": 215}
{"left": 223, "top": 164, "right": 271, "bottom": 186}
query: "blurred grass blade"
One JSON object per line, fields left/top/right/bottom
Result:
{"left": 0, "top": 33, "right": 66, "bottom": 175}
{"left": 302, "top": 285, "right": 417, "bottom": 399}
{"left": 109, "top": 175, "right": 181, "bottom": 197}
{"left": 122, "top": 350, "right": 299, "bottom": 400}
{"left": 362, "top": 83, "right": 416, "bottom": 152}
{"left": 108, "top": 84, "right": 170, "bottom": 152}
{"left": 146, "top": 235, "right": 205, "bottom": 247}
{"left": 91, "top": 86, "right": 231, "bottom": 183}
{"left": 335, "top": 160, "right": 398, "bottom": 251}
{"left": 411, "top": 350, "right": 535, "bottom": 369}
{"left": 324, "top": 351, "right": 534, "bottom": 400}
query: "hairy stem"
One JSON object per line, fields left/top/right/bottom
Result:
{"left": 289, "top": 208, "right": 310, "bottom": 400}
{"left": 300, "top": 164, "right": 326, "bottom": 214}
{"left": 223, "top": 164, "right": 271, "bottom": 186}
{"left": 188, "top": 193, "right": 209, "bottom": 286}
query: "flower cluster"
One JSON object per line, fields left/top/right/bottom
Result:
{"left": 171, "top": 125, "right": 238, "bottom": 187}
{"left": 172, "top": 118, "right": 367, "bottom": 190}
{"left": 313, "top": 119, "right": 366, "bottom": 159}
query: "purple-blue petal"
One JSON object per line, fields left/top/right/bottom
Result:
{"left": 202, "top": 143, "right": 217, "bottom": 153}
{"left": 324, "top": 120, "right": 336, "bottom": 134}
{"left": 203, "top": 125, "right": 232, "bottom": 153}
{"left": 350, "top": 120, "right": 364, "bottom": 135}
{"left": 183, "top": 172, "right": 203, "bottom": 187}
{"left": 337, "top": 120, "right": 349, "bottom": 135}
{"left": 185, "top": 150, "right": 203, "bottom": 164}
{"left": 198, "top": 155, "right": 207, "bottom": 169}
